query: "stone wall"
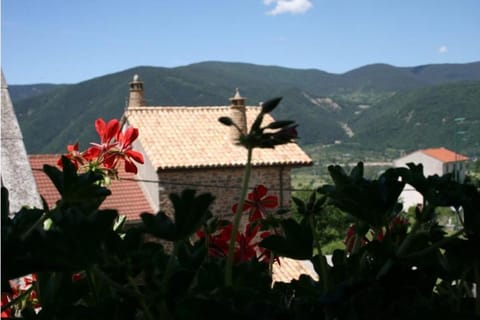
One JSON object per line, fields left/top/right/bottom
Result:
{"left": 158, "top": 166, "right": 291, "bottom": 219}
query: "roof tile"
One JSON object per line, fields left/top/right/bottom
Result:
{"left": 421, "top": 147, "right": 468, "bottom": 163}
{"left": 29, "top": 154, "right": 153, "bottom": 222}
{"left": 125, "top": 106, "right": 313, "bottom": 170}
{"left": 272, "top": 257, "right": 318, "bottom": 283}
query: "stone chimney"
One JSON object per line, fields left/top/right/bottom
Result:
{"left": 229, "top": 88, "right": 247, "bottom": 142}
{"left": 128, "top": 74, "right": 145, "bottom": 108}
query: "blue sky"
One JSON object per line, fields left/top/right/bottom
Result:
{"left": 2, "top": 0, "right": 480, "bottom": 84}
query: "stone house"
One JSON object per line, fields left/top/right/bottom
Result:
{"left": 393, "top": 147, "right": 469, "bottom": 209}
{"left": 122, "top": 75, "right": 313, "bottom": 218}
{"left": 23, "top": 75, "right": 316, "bottom": 283}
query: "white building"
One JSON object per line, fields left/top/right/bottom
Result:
{"left": 393, "top": 147, "right": 469, "bottom": 210}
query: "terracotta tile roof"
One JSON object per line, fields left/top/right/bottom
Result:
{"left": 28, "top": 154, "right": 153, "bottom": 223}
{"left": 272, "top": 257, "right": 319, "bottom": 283}
{"left": 421, "top": 147, "right": 469, "bottom": 163}
{"left": 124, "top": 106, "right": 313, "bottom": 170}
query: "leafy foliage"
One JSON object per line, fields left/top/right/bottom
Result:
{"left": 4, "top": 88, "right": 480, "bottom": 318}
{"left": 3, "top": 161, "right": 480, "bottom": 319}
{"left": 291, "top": 191, "right": 352, "bottom": 251}
{"left": 351, "top": 81, "right": 480, "bottom": 155}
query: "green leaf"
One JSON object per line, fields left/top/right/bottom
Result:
{"left": 264, "top": 120, "right": 295, "bottom": 130}
{"left": 249, "top": 113, "right": 264, "bottom": 134}
{"left": 261, "top": 97, "right": 282, "bottom": 114}
{"left": 12, "top": 207, "right": 45, "bottom": 235}
{"left": 43, "top": 163, "right": 65, "bottom": 196}
{"left": 218, "top": 116, "right": 234, "bottom": 126}
{"left": 1, "top": 187, "right": 9, "bottom": 219}
{"left": 332, "top": 249, "right": 347, "bottom": 267}
{"left": 275, "top": 207, "right": 290, "bottom": 215}
{"left": 292, "top": 196, "right": 306, "bottom": 216}
{"left": 349, "top": 162, "right": 364, "bottom": 182}
{"left": 92, "top": 209, "right": 118, "bottom": 232}
{"left": 170, "top": 189, "right": 215, "bottom": 240}
{"left": 177, "top": 240, "right": 207, "bottom": 270}
{"left": 141, "top": 190, "right": 214, "bottom": 241}
{"left": 319, "top": 164, "right": 405, "bottom": 228}
{"left": 43, "top": 160, "right": 110, "bottom": 213}
{"left": 140, "top": 211, "right": 177, "bottom": 241}
{"left": 402, "top": 162, "right": 428, "bottom": 195}
{"left": 327, "top": 164, "right": 350, "bottom": 187}
{"left": 460, "top": 184, "right": 480, "bottom": 235}
{"left": 260, "top": 218, "right": 313, "bottom": 259}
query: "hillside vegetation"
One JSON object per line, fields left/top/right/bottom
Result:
{"left": 9, "top": 61, "right": 480, "bottom": 157}
{"left": 350, "top": 81, "right": 480, "bottom": 155}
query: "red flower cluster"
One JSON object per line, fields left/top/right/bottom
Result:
{"left": 232, "top": 184, "right": 279, "bottom": 222}
{"left": 198, "top": 185, "right": 279, "bottom": 264}
{"left": 58, "top": 118, "right": 144, "bottom": 176}
{"left": 1, "top": 274, "right": 40, "bottom": 318}
{"left": 197, "top": 222, "right": 271, "bottom": 264}
{"left": 344, "top": 224, "right": 366, "bottom": 254}
{"left": 344, "top": 216, "right": 410, "bottom": 254}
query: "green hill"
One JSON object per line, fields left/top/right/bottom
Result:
{"left": 9, "top": 61, "right": 480, "bottom": 156}
{"left": 8, "top": 83, "right": 67, "bottom": 101}
{"left": 349, "top": 81, "right": 480, "bottom": 156}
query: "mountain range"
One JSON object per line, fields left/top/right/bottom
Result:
{"left": 8, "top": 61, "right": 480, "bottom": 158}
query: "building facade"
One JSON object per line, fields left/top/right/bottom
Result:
{"left": 393, "top": 147, "right": 469, "bottom": 209}
{"left": 122, "top": 75, "right": 312, "bottom": 218}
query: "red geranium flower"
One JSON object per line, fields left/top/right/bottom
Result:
{"left": 235, "top": 223, "right": 270, "bottom": 263}
{"left": 197, "top": 224, "right": 232, "bottom": 258}
{"left": 1, "top": 292, "right": 12, "bottom": 318}
{"left": 198, "top": 222, "right": 270, "bottom": 264}
{"left": 23, "top": 273, "right": 37, "bottom": 286}
{"left": 87, "top": 118, "right": 121, "bottom": 167}
{"left": 114, "top": 127, "right": 144, "bottom": 174}
{"left": 344, "top": 224, "right": 366, "bottom": 254}
{"left": 58, "top": 142, "right": 84, "bottom": 169}
{"left": 72, "top": 271, "right": 86, "bottom": 282}
{"left": 58, "top": 118, "right": 144, "bottom": 177}
{"left": 232, "top": 185, "right": 278, "bottom": 222}
{"left": 95, "top": 118, "right": 120, "bottom": 146}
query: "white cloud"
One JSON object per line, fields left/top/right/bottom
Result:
{"left": 438, "top": 45, "right": 448, "bottom": 54}
{"left": 263, "top": 0, "right": 313, "bottom": 16}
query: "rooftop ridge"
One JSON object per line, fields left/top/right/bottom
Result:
{"left": 126, "top": 105, "right": 263, "bottom": 111}
{"left": 421, "top": 147, "right": 469, "bottom": 163}
{"left": 125, "top": 101, "right": 312, "bottom": 170}
{"left": 29, "top": 153, "right": 62, "bottom": 158}
{"left": 156, "top": 160, "right": 313, "bottom": 171}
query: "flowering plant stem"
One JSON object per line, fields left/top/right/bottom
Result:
{"left": 474, "top": 261, "right": 480, "bottom": 316}
{"left": 86, "top": 266, "right": 100, "bottom": 305}
{"left": 20, "top": 209, "right": 54, "bottom": 241}
{"left": 310, "top": 216, "right": 329, "bottom": 292}
{"left": 163, "top": 243, "right": 179, "bottom": 289}
{"left": 225, "top": 148, "right": 253, "bottom": 287}
{"left": 0, "top": 286, "right": 34, "bottom": 313}
{"left": 127, "top": 276, "right": 156, "bottom": 320}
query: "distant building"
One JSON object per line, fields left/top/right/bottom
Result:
{"left": 1, "top": 71, "right": 42, "bottom": 214}
{"left": 393, "top": 147, "right": 469, "bottom": 209}
{"left": 122, "top": 75, "right": 313, "bottom": 217}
